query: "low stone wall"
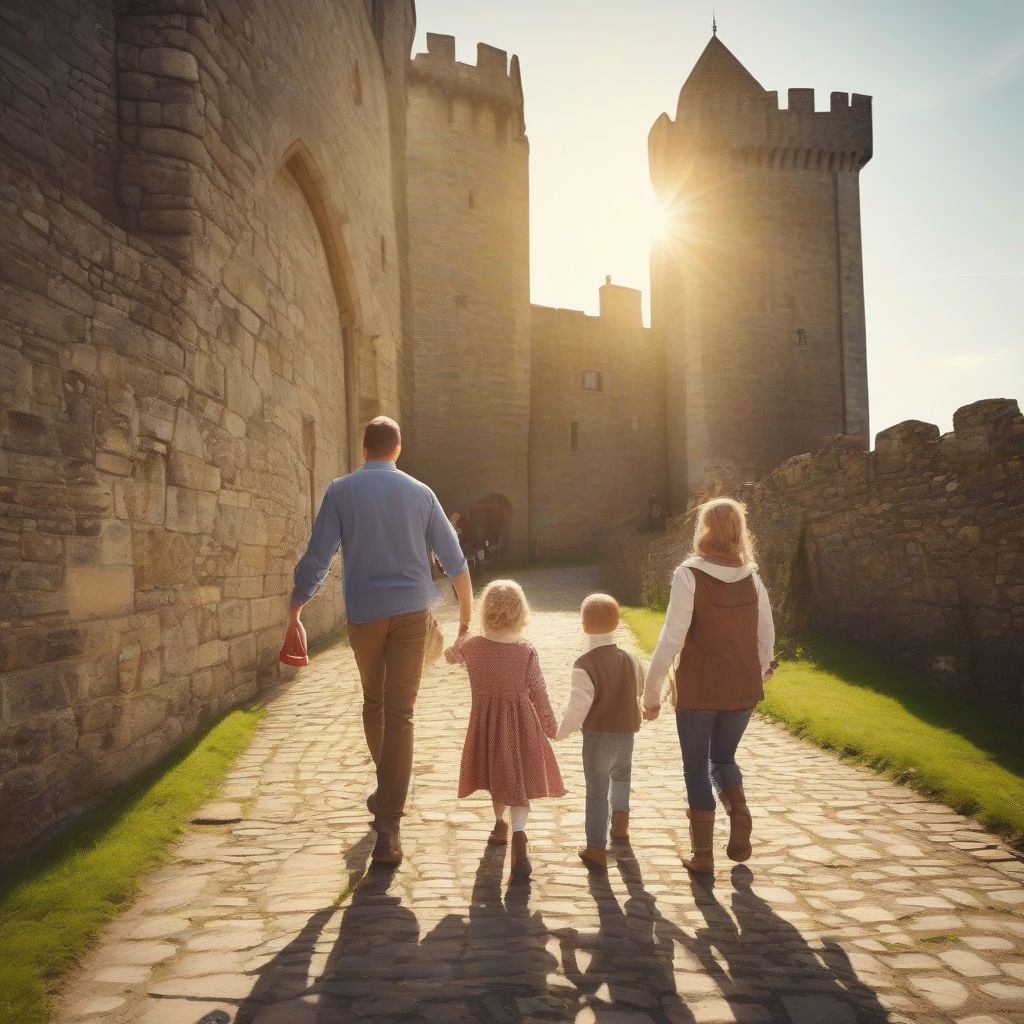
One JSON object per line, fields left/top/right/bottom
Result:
{"left": 604, "top": 399, "right": 1024, "bottom": 707}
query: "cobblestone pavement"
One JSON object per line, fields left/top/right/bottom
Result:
{"left": 58, "top": 568, "right": 1024, "bottom": 1024}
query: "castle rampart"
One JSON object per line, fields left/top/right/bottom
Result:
{"left": 606, "top": 399, "right": 1024, "bottom": 708}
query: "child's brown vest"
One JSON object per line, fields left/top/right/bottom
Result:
{"left": 574, "top": 645, "right": 642, "bottom": 733}
{"left": 673, "top": 568, "right": 763, "bottom": 710}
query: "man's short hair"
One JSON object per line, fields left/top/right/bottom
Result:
{"left": 581, "top": 593, "right": 620, "bottom": 634}
{"left": 363, "top": 416, "right": 401, "bottom": 458}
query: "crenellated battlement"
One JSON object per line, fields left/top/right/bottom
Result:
{"left": 409, "top": 33, "right": 525, "bottom": 136}
{"left": 650, "top": 38, "right": 872, "bottom": 188}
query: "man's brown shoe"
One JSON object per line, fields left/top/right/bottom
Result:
{"left": 578, "top": 845, "right": 608, "bottom": 872}
{"left": 488, "top": 820, "right": 509, "bottom": 845}
{"left": 371, "top": 830, "right": 403, "bottom": 866}
{"left": 510, "top": 831, "right": 532, "bottom": 880}
{"left": 610, "top": 810, "right": 630, "bottom": 842}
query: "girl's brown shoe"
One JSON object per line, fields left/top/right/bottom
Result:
{"left": 488, "top": 820, "right": 509, "bottom": 845}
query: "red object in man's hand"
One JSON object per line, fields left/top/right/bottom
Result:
{"left": 279, "top": 621, "right": 309, "bottom": 666}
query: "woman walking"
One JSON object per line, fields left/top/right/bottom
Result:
{"left": 642, "top": 498, "right": 776, "bottom": 874}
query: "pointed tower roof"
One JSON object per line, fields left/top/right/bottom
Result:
{"left": 677, "top": 36, "right": 765, "bottom": 110}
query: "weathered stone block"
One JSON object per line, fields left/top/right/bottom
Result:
{"left": 138, "top": 47, "right": 200, "bottom": 83}
{"left": 20, "top": 532, "right": 64, "bottom": 563}
{"left": 66, "top": 566, "right": 134, "bottom": 617}
{"left": 2, "top": 664, "right": 75, "bottom": 725}
{"left": 168, "top": 451, "right": 220, "bottom": 492}
{"left": 165, "top": 486, "right": 217, "bottom": 534}
{"left": 95, "top": 452, "right": 134, "bottom": 476}
{"left": 195, "top": 639, "right": 226, "bottom": 670}
{"left": 133, "top": 529, "right": 192, "bottom": 589}
{"left": 3, "top": 410, "right": 52, "bottom": 455}
{"left": 217, "top": 599, "right": 249, "bottom": 639}
{"left": 115, "top": 450, "right": 166, "bottom": 525}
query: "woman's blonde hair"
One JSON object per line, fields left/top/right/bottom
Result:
{"left": 692, "top": 497, "right": 757, "bottom": 566}
{"left": 479, "top": 579, "right": 530, "bottom": 636}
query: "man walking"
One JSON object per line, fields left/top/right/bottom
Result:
{"left": 287, "top": 416, "right": 472, "bottom": 865}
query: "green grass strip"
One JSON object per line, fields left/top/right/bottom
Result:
{"left": 0, "top": 706, "right": 265, "bottom": 1024}
{"left": 621, "top": 606, "right": 1024, "bottom": 848}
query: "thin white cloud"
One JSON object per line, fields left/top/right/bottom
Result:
{"left": 904, "top": 271, "right": 1024, "bottom": 279}
{"left": 937, "top": 351, "right": 1005, "bottom": 369}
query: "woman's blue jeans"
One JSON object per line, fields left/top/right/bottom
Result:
{"left": 675, "top": 707, "right": 753, "bottom": 811}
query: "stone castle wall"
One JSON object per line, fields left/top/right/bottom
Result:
{"left": 530, "top": 282, "right": 668, "bottom": 555}
{"left": 0, "top": 0, "right": 414, "bottom": 865}
{"left": 650, "top": 68, "right": 872, "bottom": 511}
{"left": 404, "top": 34, "right": 532, "bottom": 560}
{"left": 605, "top": 399, "right": 1024, "bottom": 707}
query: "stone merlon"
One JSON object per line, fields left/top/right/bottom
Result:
{"left": 409, "top": 33, "right": 525, "bottom": 134}
{"left": 649, "top": 34, "right": 872, "bottom": 192}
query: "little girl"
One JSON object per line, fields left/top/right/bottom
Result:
{"left": 445, "top": 579, "right": 565, "bottom": 880}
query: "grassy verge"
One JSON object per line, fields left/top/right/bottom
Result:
{"left": 621, "top": 606, "right": 1024, "bottom": 849}
{"left": 0, "top": 707, "right": 265, "bottom": 1024}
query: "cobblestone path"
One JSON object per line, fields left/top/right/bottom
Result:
{"left": 58, "top": 568, "right": 1024, "bottom": 1024}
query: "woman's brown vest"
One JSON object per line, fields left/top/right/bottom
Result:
{"left": 672, "top": 568, "right": 763, "bottom": 711}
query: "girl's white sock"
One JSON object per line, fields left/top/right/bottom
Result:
{"left": 510, "top": 805, "right": 529, "bottom": 832}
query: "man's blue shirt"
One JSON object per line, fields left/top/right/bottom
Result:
{"left": 290, "top": 461, "right": 467, "bottom": 624}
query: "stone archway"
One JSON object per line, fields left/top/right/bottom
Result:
{"left": 463, "top": 493, "right": 514, "bottom": 565}
{"left": 214, "top": 142, "right": 364, "bottom": 647}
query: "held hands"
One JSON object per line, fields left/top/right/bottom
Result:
{"left": 643, "top": 705, "right": 661, "bottom": 722}
{"left": 762, "top": 659, "right": 780, "bottom": 681}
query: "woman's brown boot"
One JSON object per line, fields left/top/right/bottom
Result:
{"left": 610, "top": 810, "right": 630, "bottom": 842}
{"left": 488, "top": 820, "right": 509, "bottom": 846}
{"left": 578, "top": 845, "right": 608, "bottom": 871}
{"left": 682, "top": 809, "right": 715, "bottom": 873}
{"left": 720, "top": 784, "right": 752, "bottom": 862}
{"left": 510, "top": 831, "right": 532, "bottom": 879}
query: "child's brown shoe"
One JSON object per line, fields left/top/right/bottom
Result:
{"left": 610, "top": 810, "right": 630, "bottom": 842}
{"left": 578, "top": 845, "right": 608, "bottom": 872}
{"left": 488, "top": 820, "right": 509, "bottom": 845}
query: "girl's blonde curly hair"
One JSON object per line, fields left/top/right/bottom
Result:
{"left": 479, "top": 579, "right": 530, "bottom": 636}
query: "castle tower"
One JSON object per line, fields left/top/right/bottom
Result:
{"left": 404, "top": 34, "right": 531, "bottom": 559}
{"left": 649, "top": 34, "right": 872, "bottom": 506}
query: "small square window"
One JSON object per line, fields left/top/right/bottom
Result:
{"left": 796, "top": 328, "right": 807, "bottom": 347}
{"left": 468, "top": 191, "right": 477, "bottom": 209}
{"left": 582, "top": 370, "right": 603, "bottom": 391}
{"left": 570, "top": 422, "right": 578, "bottom": 452}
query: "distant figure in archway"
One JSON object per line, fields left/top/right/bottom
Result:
{"left": 286, "top": 417, "right": 473, "bottom": 866}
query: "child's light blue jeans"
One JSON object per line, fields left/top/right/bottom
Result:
{"left": 582, "top": 731, "right": 634, "bottom": 848}
{"left": 675, "top": 707, "right": 754, "bottom": 811}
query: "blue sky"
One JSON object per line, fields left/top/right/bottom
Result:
{"left": 412, "top": 0, "right": 1024, "bottom": 439}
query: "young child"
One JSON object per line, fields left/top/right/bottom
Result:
{"left": 445, "top": 579, "right": 565, "bottom": 880}
{"left": 556, "top": 593, "right": 645, "bottom": 872}
{"left": 643, "top": 497, "right": 777, "bottom": 875}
